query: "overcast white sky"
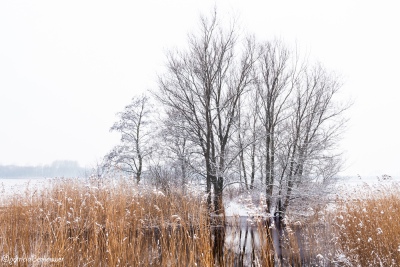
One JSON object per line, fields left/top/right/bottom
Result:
{"left": 1, "top": 0, "right": 399, "bottom": 177}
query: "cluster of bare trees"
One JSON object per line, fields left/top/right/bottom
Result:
{"left": 105, "top": 12, "right": 350, "bottom": 218}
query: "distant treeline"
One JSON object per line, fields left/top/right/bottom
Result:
{"left": 0, "top": 160, "right": 87, "bottom": 178}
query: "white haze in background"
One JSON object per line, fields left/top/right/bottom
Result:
{"left": 0, "top": 0, "right": 399, "bottom": 177}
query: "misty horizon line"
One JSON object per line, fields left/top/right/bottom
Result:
{"left": 0, "top": 160, "right": 90, "bottom": 179}
{"left": 0, "top": 160, "right": 86, "bottom": 168}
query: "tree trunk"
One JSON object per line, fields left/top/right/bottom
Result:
{"left": 240, "top": 149, "right": 248, "bottom": 190}
{"left": 213, "top": 176, "right": 224, "bottom": 214}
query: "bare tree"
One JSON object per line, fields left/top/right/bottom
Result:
{"left": 235, "top": 88, "right": 262, "bottom": 191}
{"left": 105, "top": 94, "right": 154, "bottom": 184}
{"left": 156, "top": 108, "right": 200, "bottom": 192}
{"left": 254, "top": 40, "right": 298, "bottom": 213}
{"left": 278, "top": 64, "right": 349, "bottom": 216}
{"left": 237, "top": 97, "right": 249, "bottom": 190}
{"left": 155, "top": 11, "right": 256, "bottom": 213}
{"left": 250, "top": 40, "right": 350, "bottom": 219}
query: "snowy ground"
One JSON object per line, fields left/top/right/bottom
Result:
{"left": 224, "top": 174, "right": 400, "bottom": 217}
{"left": 335, "top": 174, "right": 400, "bottom": 199}
{"left": 0, "top": 177, "right": 47, "bottom": 193}
{"left": 337, "top": 174, "right": 400, "bottom": 187}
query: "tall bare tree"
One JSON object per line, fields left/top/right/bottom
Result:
{"left": 235, "top": 88, "right": 262, "bottom": 191}
{"left": 155, "top": 12, "right": 256, "bottom": 213}
{"left": 105, "top": 94, "right": 154, "bottom": 184}
{"left": 254, "top": 40, "right": 298, "bottom": 213}
{"left": 279, "top": 64, "right": 348, "bottom": 216}
{"left": 250, "top": 41, "right": 349, "bottom": 218}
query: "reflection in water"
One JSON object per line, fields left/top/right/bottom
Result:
{"left": 212, "top": 226, "right": 226, "bottom": 266}
{"left": 140, "top": 215, "right": 308, "bottom": 266}
{"left": 213, "top": 216, "right": 275, "bottom": 267}
{"left": 219, "top": 216, "right": 323, "bottom": 266}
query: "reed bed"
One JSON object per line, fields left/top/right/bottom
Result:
{"left": 0, "top": 177, "right": 215, "bottom": 266}
{"left": 280, "top": 180, "right": 400, "bottom": 266}
{"left": 3, "top": 177, "right": 397, "bottom": 266}
{"left": 0, "top": 178, "right": 275, "bottom": 267}
{"left": 333, "top": 182, "right": 400, "bottom": 266}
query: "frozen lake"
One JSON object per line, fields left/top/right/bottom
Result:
{"left": 0, "top": 177, "right": 50, "bottom": 203}
{"left": 0, "top": 177, "right": 47, "bottom": 192}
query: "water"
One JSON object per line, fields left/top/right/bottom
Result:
{"left": 211, "top": 216, "right": 273, "bottom": 266}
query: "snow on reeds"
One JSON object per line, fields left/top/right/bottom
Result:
{"left": 281, "top": 178, "right": 400, "bottom": 266}
{"left": 2, "top": 175, "right": 398, "bottom": 266}
{"left": 0, "top": 177, "right": 215, "bottom": 266}
{"left": 333, "top": 181, "right": 400, "bottom": 266}
{"left": 0, "top": 177, "right": 275, "bottom": 266}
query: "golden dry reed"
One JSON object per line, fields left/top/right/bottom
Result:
{"left": 280, "top": 181, "right": 400, "bottom": 266}
{"left": 0, "top": 178, "right": 275, "bottom": 267}
{"left": 5, "top": 177, "right": 398, "bottom": 266}
{"left": 334, "top": 183, "right": 400, "bottom": 266}
{"left": 0, "top": 178, "right": 215, "bottom": 266}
